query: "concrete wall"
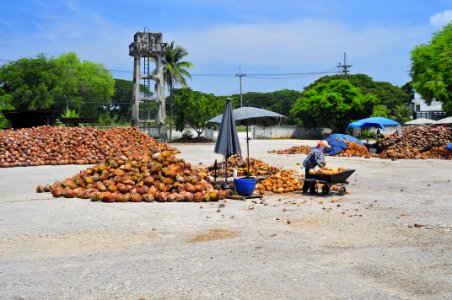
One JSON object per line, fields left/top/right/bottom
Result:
{"left": 98, "top": 124, "right": 403, "bottom": 141}
{"left": 252, "top": 125, "right": 332, "bottom": 139}
{"left": 204, "top": 125, "right": 331, "bottom": 141}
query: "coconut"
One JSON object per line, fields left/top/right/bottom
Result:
{"left": 90, "top": 191, "right": 102, "bottom": 202}
{"left": 102, "top": 191, "right": 116, "bottom": 202}
{"left": 143, "top": 176, "right": 154, "bottom": 187}
{"left": 142, "top": 194, "right": 155, "bottom": 202}
{"left": 155, "top": 192, "right": 168, "bottom": 202}
{"left": 129, "top": 193, "right": 142, "bottom": 202}
{"left": 194, "top": 192, "right": 203, "bottom": 202}
{"left": 184, "top": 192, "right": 194, "bottom": 202}
{"left": 80, "top": 190, "right": 92, "bottom": 199}
{"left": 63, "top": 188, "right": 76, "bottom": 198}
{"left": 167, "top": 192, "right": 178, "bottom": 202}
{"left": 52, "top": 187, "right": 64, "bottom": 198}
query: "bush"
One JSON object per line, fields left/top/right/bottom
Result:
{"left": 97, "top": 111, "right": 119, "bottom": 126}
{"left": 359, "top": 129, "right": 376, "bottom": 139}
{"left": 182, "top": 129, "right": 193, "bottom": 139}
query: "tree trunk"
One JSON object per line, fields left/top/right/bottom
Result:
{"left": 195, "top": 128, "right": 204, "bottom": 139}
{"left": 169, "top": 86, "right": 174, "bottom": 141}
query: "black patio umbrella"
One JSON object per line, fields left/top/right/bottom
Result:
{"left": 214, "top": 100, "right": 242, "bottom": 183}
{"left": 209, "top": 106, "right": 287, "bottom": 176}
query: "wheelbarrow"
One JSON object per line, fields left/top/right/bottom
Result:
{"left": 304, "top": 169, "right": 355, "bottom": 195}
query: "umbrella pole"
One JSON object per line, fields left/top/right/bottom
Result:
{"left": 247, "top": 125, "right": 250, "bottom": 177}
{"left": 225, "top": 156, "right": 228, "bottom": 184}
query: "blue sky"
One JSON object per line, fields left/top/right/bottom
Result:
{"left": 1, "top": 0, "right": 451, "bottom": 96}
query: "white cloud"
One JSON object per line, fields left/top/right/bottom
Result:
{"left": 430, "top": 10, "right": 452, "bottom": 27}
{"left": 168, "top": 19, "right": 428, "bottom": 69}
{"left": 0, "top": 5, "right": 435, "bottom": 93}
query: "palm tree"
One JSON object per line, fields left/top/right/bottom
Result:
{"left": 162, "top": 41, "right": 193, "bottom": 140}
{"left": 390, "top": 104, "right": 412, "bottom": 124}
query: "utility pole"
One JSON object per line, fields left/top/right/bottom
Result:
{"left": 235, "top": 67, "right": 246, "bottom": 107}
{"left": 337, "top": 52, "right": 352, "bottom": 79}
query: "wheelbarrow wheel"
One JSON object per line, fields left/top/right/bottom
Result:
{"left": 309, "top": 182, "right": 317, "bottom": 195}
{"left": 338, "top": 186, "right": 346, "bottom": 195}
{"left": 322, "top": 185, "right": 330, "bottom": 195}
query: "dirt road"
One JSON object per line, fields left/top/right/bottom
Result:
{"left": 1, "top": 139, "right": 451, "bottom": 299}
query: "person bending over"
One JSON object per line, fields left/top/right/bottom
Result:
{"left": 302, "top": 140, "right": 331, "bottom": 194}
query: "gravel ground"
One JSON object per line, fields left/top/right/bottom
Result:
{"left": 0, "top": 138, "right": 451, "bottom": 300}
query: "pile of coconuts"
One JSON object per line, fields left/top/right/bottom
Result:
{"left": 37, "top": 151, "right": 231, "bottom": 202}
{"left": 379, "top": 125, "right": 452, "bottom": 160}
{"left": 0, "top": 126, "right": 176, "bottom": 168}
{"left": 206, "top": 155, "right": 305, "bottom": 194}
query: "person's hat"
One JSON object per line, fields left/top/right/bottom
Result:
{"left": 318, "top": 140, "right": 331, "bottom": 148}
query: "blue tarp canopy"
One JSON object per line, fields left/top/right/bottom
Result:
{"left": 324, "top": 139, "right": 348, "bottom": 156}
{"left": 447, "top": 143, "right": 452, "bottom": 151}
{"left": 326, "top": 133, "right": 364, "bottom": 145}
{"left": 348, "top": 116, "right": 400, "bottom": 130}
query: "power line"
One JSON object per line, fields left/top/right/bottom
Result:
{"left": 191, "top": 73, "right": 234, "bottom": 77}
{"left": 246, "top": 71, "right": 340, "bottom": 79}
{"left": 1, "top": 57, "right": 341, "bottom": 79}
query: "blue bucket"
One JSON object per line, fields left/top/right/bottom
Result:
{"left": 234, "top": 178, "right": 257, "bottom": 196}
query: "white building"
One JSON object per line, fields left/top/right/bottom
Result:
{"left": 412, "top": 93, "right": 446, "bottom": 120}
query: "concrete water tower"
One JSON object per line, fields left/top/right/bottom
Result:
{"left": 129, "top": 29, "right": 167, "bottom": 140}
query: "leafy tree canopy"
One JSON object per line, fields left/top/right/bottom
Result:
{"left": 110, "top": 79, "right": 135, "bottom": 122}
{"left": 290, "top": 79, "right": 378, "bottom": 132}
{"left": 305, "top": 74, "right": 412, "bottom": 109}
{"left": 0, "top": 54, "right": 58, "bottom": 111}
{"left": 53, "top": 52, "right": 114, "bottom": 116}
{"left": 410, "top": 22, "right": 452, "bottom": 114}
{"left": 230, "top": 89, "right": 301, "bottom": 123}
{"left": 371, "top": 104, "right": 391, "bottom": 118}
{"left": 109, "top": 78, "right": 155, "bottom": 123}
{"left": 173, "top": 87, "right": 224, "bottom": 137}
{"left": 0, "top": 52, "right": 114, "bottom": 117}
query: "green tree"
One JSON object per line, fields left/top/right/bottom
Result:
{"left": 110, "top": 79, "right": 153, "bottom": 123}
{"left": 401, "top": 82, "right": 415, "bottom": 106}
{"left": 230, "top": 89, "right": 301, "bottom": 123}
{"left": 371, "top": 104, "right": 391, "bottom": 118}
{"left": 53, "top": 52, "right": 114, "bottom": 117}
{"left": 410, "top": 22, "right": 452, "bottom": 114}
{"left": 290, "top": 80, "right": 378, "bottom": 132}
{"left": 173, "top": 88, "right": 223, "bottom": 138}
{"left": 110, "top": 79, "right": 133, "bottom": 121}
{"left": 162, "top": 41, "right": 193, "bottom": 139}
{"left": 0, "top": 85, "right": 13, "bottom": 127}
{"left": 0, "top": 54, "right": 59, "bottom": 110}
{"left": 305, "top": 74, "right": 411, "bottom": 112}
{"left": 0, "top": 52, "right": 114, "bottom": 118}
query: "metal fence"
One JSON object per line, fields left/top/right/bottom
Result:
{"left": 415, "top": 111, "right": 447, "bottom": 120}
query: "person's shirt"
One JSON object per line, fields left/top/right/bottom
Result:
{"left": 302, "top": 147, "right": 325, "bottom": 169}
